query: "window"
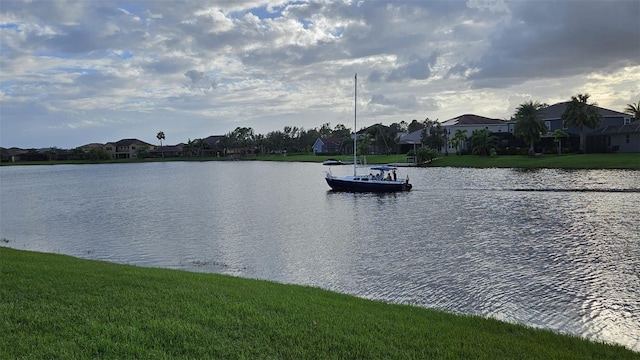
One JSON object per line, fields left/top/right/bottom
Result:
{"left": 545, "top": 121, "right": 551, "bottom": 131}
{"left": 624, "top": 118, "right": 631, "bottom": 125}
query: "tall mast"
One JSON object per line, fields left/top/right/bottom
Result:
{"left": 353, "top": 73, "right": 357, "bottom": 176}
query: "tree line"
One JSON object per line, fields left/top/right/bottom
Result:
{"left": 176, "top": 119, "right": 431, "bottom": 157}
{"left": 163, "top": 95, "right": 638, "bottom": 159}
{"left": 35, "top": 95, "right": 637, "bottom": 162}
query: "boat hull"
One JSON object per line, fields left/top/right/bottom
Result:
{"left": 325, "top": 176, "right": 412, "bottom": 192}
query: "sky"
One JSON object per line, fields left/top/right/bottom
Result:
{"left": 1, "top": 0, "right": 639, "bottom": 149}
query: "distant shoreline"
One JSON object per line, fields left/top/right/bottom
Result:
{"left": 1, "top": 153, "right": 638, "bottom": 170}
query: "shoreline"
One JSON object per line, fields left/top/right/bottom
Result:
{"left": 1, "top": 153, "right": 639, "bottom": 169}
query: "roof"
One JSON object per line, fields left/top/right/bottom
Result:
{"left": 112, "top": 139, "right": 154, "bottom": 147}
{"left": 440, "top": 114, "right": 506, "bottom": 126}
{"left": 540, "top": 102, "right": 629, "bottom": 120}
{"left": 397, "top": 130, "right": 423, "bottom": 144}
{"left": 203, "top": 135, "right": 224, "bottom": 146}
{"left": 318, "top": 137, "right": 343, "bottom": 146}
{"left": 78, "top": 143, "right": 104, "bottom": 149}
{"left": 357, "top": 123, "right": 389, "bottom": 134}
{"left": 589, "top": 121, "right": 640, "bottom": 135}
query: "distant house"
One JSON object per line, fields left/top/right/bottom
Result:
{"left": 587, "top": 120, "right": 640, "bottom": 153}
{"left": 396, "top": 128, "right": 423, "bottom": 154}
{"left": 104, "top": 139, "right": 154, "bottom": 159}
{"left": 0, "top": 147, "right": 28, "bottom": 162}
{"left": 77, "top": 143, "right": 105, "bottom": 152}
{"left": 398, "top": 114, "right": 509, "bottom": 154}
{"left": 538, "top": 102, "right": 637, "bottom": 153}
{"left": 312, "top": 137, "right": 343, "bottom": 155}
{"left": 440, "top": 114, "right": 509, "bottom": 153}
{"left": 149, "top": 143, "right": 183, "bottom": 158}
{"left": 203, "top": 135, "right": 226, "bottom": 156}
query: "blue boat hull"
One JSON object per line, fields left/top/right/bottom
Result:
{"left": 325, "top": 177, "right": 412, "bottom": 192}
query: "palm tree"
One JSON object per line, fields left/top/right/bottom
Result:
{"left": 449, "top": 129, "right": 468, "bottom": 155}
{"left": 624, "top": 100, "right": 640, "bottom": 120}
{"left": 194, "top": 138, "right": 206, "bottom": 157}
{"left": 470, "top": 129, "right": 496, "bottom": 156}
{"left": 357, "top": 133, "right": 371, "bottom": 157}
{"left": 156, "top": 131, "right": 165, "bottom": 158}
{"left": 552, "top": 129, "right": 568, "bottom": 155}
{"left": 561, "top": 94, "right": 601, "bottom": 153}
{"left": 513, "top": 100, "right": 548, "bottom": 156}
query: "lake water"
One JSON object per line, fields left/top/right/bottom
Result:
{"left": 1, "top": 161, "right": 639, "bottom": 351}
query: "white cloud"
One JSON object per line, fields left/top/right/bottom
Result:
{"left": 0, "top": 0, "right": 638, "bottom": 148}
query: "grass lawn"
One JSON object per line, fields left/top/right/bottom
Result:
{"left": 254, "top": 153, "right": 639, "bottom": 169}
{"left": 426, "top": 153, "right": 640, "bottom": 169}
{"left": 1, "top": 247, "right": 637, "bottom": 359}
{"left": 2, "top": 153, "right": 638, "bottom": 169}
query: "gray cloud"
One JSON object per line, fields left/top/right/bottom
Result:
{"left": 0, "top": 0, "right": 638, "bottom": 148}
{"left": 467, "top": 0, "right": 640, "bottom": 88}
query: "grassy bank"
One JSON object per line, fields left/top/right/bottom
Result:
{"left": 253, "top": 153, "right": 640, "bottom": 169}
{"left": 1, "top": 248, "right": 636, "bottom": 359}
{"left": 426, "top": 153, "right": 640, "bottom": 169}
{"left": 2, "top": 153, "right": 637, "bottom": 169}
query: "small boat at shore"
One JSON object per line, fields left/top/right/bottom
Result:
{"left": 322, "top": 158, "right": 344, "bottom": 166}
{"left": 324, "top": 74, "right": 412, "bottom": 193}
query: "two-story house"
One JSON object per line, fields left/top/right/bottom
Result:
{"left": 104, "top": 139, "right": 155, "bottom": 159}
{"left": 538, "top": 102, "right": 637, "bottom": 153}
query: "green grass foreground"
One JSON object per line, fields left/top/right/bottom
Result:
{"left": 1, "top": 248, "right": 636, "bottom": 359}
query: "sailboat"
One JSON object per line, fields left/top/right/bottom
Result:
{"left": 324, "top": 74, "right": 412, "bottom": 192}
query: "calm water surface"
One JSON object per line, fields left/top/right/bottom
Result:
{"left": 1, "top": 162, "right": 639, "bottom": 351}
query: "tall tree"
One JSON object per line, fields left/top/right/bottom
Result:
{"left": 421, "top": 121, "right": 446, "bottom": 153}
{"left": 513, "top": 100, "right": 548, "bottom": 156}
{"left": 407, "top": 119, "right": 423, "bottom": 133}
{"left": 449, "top": 129, "right": 468, "bottom": 155}
{"left": 470, "top": 129, "right": 496, "bottom": 156}
{"left": 561, "top": 94, "right": 601, "bottom": 153}
{"left": 624, "top": 100, "right": 640, "bottom": 120}
{"left": 552, "top": 129, "right": 568, "bottom": 155}
{"left": 156, "top": 131, "right": 165, "bottom": 158}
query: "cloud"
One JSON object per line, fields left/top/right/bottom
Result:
{"left": 466, "top": 0, "right": 640, "bottom": 88}
{"left": 184, "top": 70, "right": 215, "bottom": 91}
{"left": 0, "top": 0, "right": 638, "bottom": 149}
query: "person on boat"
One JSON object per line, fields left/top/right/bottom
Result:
{"left": 386, "top": 173, "right": 392, "bottom": 181}
{"left": 393, "top": 170, "right": 397, "bottom": 181}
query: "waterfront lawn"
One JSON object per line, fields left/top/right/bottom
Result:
{"left": 2, "top": 153, "right": 638, "bottom": 169}
{"left": 428, "top": 153, "right": 640, "bottom": 169}
{"left": 1, "top": 248, "right": 636, "bottom": 359}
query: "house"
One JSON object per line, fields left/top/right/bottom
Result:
{"left": 312, "top": 137, "right": 343, "bottom": 155}
{"left": 587, "top": 120, "right": 640, "bottom": 153}
{"left": 0, "top": 147, "right": 29, "bottom": 162}
{"left": 149, "top": 143, "right": 184, "bottom": 158}
{"left": 104, "top": 139, "right": 155, "bottom": 159}
{"left": 398, "top": 114, "right": 510, "bottom": 154}
{"left": 537, "top": 102, "right": 637, "bottom": 153}
{"left": 440, "top": 114, "right": 510, "bottom": 153}
{"left": 78, "top": 143, "right": 105, "bottom": 152}
{"left": 396, "top": 128, "right": 424, "bottom": 154}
